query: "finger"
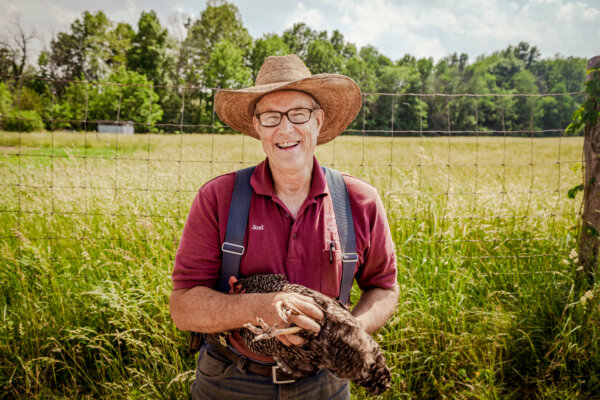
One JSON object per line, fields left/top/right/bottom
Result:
{"left": 292, "top": 300, "right": 324, "bottom": 321}
{"left": 281, "top": 334, "right": 307, "bottom": 346}
{"left": 276, "top": 334, "right": 293, "bottom": 346}
{"left": 291, "top": 314, "right": 321, "bottom": 333}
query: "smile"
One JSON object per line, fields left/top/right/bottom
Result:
{"left": 276, "top": 141, "right": 300, "bottom": 149}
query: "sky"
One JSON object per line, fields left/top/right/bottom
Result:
{"left": 1, "top": 0, "right": 599, "bottom": 63}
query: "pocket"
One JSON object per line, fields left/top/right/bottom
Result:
{"left": 320, "top": 248, "right": 342, "bottom": 299}
{"left": 324, "top": 368, "right": 345, "bottom": 382}
{"left": 196, "top": 345, "right": 234, "bottom": 379}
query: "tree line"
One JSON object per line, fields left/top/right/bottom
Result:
{"left": 0, "top": 0, "right": 587, "bottom": 135}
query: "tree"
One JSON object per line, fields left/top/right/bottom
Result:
{"left": 0, "top": 82, "right": 13, "bottom": 123}
{"left": 107, "top": 22, "right": 134, "bottom": 70}
{"left": 87, "top": 67, "right": 163, "bottom": 132}
{"left": 0, "top": 17, "right": 37, "bottom": 76}
{"left": 52, "top": 80, "right": 88, "bottom": 130}
{"left": 282, "top": 23, "right": 326, "bottom": 59}
{"left": 181, "top": 0, "right": 251, "bottom": 86}
{"left": 48, "top": 11, "right": 116, "bottom": 81}
{"left": 305, "top": 39, "right": 343, "bottom": 74}
{"left": 249, "top": 34, "right": 290, "bottom": 80}
{"left": 204, "top": 40, "right": 252, "bottom": 89}
{"left": 126, "top": 11, "right": 171, "bottom": 85}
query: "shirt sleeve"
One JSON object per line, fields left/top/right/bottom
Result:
{"left": 348, "top": 179, "right": 397, "bottom": 291}
{"left": 171, "top": 189, "right": 223, "bottom": 290}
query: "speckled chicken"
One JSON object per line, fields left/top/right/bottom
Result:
{"left": 229, "top": 274, "right": 392, "bottom": 395}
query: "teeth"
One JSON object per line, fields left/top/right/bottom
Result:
{"left": 277, "top": 141, "right": 299, "bottom": 149}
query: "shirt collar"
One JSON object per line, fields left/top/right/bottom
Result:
{"left": 250, "top": 157, "right": 328, "bottom": 199}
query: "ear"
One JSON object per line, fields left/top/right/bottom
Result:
{"left": 252, "top": 116, "right": 262, "bottom": 137}
{"left": 314, "top": 108, "right": 324, "bottom": 131}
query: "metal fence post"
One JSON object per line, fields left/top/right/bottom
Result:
{"left": 578, "top": 55, "right": 600, "bottom": 285}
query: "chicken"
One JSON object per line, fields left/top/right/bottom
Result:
{"left": 229, "top": 274, "right": 392, "bottom": 395}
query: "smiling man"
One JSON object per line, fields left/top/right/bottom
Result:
{"left": 169, "top": 54, "right": 398, "bottom": 399}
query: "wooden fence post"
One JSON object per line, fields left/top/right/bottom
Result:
{"left": 578, "top": 55, "right": 600, "bottom": 286}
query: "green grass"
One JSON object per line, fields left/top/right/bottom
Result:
{"left": 1, "top": 131, "right": 598, "bottom": 399}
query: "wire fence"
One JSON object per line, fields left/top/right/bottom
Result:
{"left": 0, "top": 75, "right": 586, "bottom": 280}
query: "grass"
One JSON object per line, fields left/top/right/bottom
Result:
{"left": 1, "top": 130, "right": 599, "bottom": 399}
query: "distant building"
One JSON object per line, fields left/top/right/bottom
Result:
{"left": 98, "top": 121, "right": 134, "bottom": 135}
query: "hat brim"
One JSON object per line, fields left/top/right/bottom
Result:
{"left": 214, "top": 74, "right": 362, "bottom": 145}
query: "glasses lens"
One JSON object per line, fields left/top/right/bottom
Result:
{"left": 287, "top": 108, "right": 311, "bottom": 123}
{"left": 259, "top": 112, "right": 281, "bottom": 127}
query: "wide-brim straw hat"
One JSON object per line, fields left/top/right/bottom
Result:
{"left": 214, "top": 54, "right": 362, "bottom": 145}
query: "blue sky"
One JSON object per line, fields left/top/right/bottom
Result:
{"left": 1, "top": 0, "right": 599, "bottom": 62}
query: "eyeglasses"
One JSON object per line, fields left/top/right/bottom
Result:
{"left": 255, "top": 108, "right": 318, "bottom": 127}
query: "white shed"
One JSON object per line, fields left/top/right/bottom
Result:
{"left": 98, "top": 121, "right": 135, "bottom": 134}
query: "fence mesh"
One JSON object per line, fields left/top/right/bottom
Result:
{"left": 0, "top": 75, "right": 585, "bottom": 281}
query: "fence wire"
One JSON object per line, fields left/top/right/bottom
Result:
{"left": 0, "top": 75, "right": 585, "bottom": 279}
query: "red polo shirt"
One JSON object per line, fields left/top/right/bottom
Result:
{"left": 172, "top": 157, "right": 396, "bottom": 359}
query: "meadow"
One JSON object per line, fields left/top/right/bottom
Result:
{"left": 1, "top": 131, "right": 598, "bottom": 399}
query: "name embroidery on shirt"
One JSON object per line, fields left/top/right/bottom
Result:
{"left": 251, "top": 224, "right": 264, "bottom": 231}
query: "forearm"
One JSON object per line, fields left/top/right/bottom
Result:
{"left": 169, "top": 286, "right": 265, "bottom": 333}
{"left": 169, "top": 286, "right": 324, "bottom": 340}
{"left": 351, "top": 284, "right": 399, "bottom": 334}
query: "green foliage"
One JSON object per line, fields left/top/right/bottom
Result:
{"left": 87, "top": 67, "right": 163, "bottom": 132}
{"left": 3, "top": 109, "right": 45, "bottom": 131}
{"left": 126, "top": 11, "right": 171, "bottom": 85}
{"left": 5, "top": 2, "right": 588, "bottom": 137}
{"left": 568, "top": 184, "right": 584, "bottom": 199}
{"left": 52, "top": 80, "right": 88, "bottom": 130}
{"left": 566, "top": 67, "right": 600, "bottom": 135}
{"left": 203, "top": 40, "right": 252, "bottom": 89}
{"left": 249, "top": 34, "right": 291, "bottom": 80}
{"left": 182, "top": 0, "right": 251, "bottom": 86}
{"left": 0, "top": 82, "right": 12, "bottom": 117}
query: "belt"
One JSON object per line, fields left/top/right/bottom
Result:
{"left": 205, "top": 334, "right": 297, "bottom": 384}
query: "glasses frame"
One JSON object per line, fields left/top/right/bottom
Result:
{"left": 255, "top": 107, "right": 319, "bottom": 128}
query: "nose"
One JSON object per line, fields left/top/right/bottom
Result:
{"left": 277, "top": 114, "right": 294, "bottom": 132}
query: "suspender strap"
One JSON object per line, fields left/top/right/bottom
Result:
{"left": 324, "top": 167, "right": 358, "bottom": 305}
{"left": 217, "top": 165, "right": 358, "bottom": 305}
{"left": 219, "top": 166, "right": 256, "bottom": 293}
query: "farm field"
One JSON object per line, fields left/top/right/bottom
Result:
{"left": 1, "top": 131, "right": 599, "bottom": 399}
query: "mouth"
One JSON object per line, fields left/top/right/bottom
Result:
{"left": 276, "top": 141, "right": 300, "bottom": 149}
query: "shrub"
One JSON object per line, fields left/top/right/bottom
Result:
{"left": 2, "top": 109, "right": 45, "bottom": 132}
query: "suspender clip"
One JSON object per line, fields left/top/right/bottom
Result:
{"left": 222, "top": 242, "right": 245, "bottom": 255}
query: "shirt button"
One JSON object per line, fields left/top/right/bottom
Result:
{"left": 292, "top": 234, "right": 297, "bottom": 239}
{"left": 285, "top": 213, "right": 289, "bottom": 218}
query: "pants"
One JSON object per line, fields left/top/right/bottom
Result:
{"left": 191, "top": 342, "right": 350, "bottom": 400}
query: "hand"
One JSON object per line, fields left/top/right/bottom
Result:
{"left": 252, "top": 292, "right": 324, "bottom": 346}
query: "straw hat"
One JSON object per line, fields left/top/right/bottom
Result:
{"left": 214, "top": 54, "right": 362, "bottom": 145}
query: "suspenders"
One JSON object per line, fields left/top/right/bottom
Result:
{"left": 219, "top": 166, "right": 256, "bottom": 294}
{"left": 219, "top": 166, "right": 358, "bottom": 304}
{"left": 188, "top": 165, "right": 358, "bottom": 354}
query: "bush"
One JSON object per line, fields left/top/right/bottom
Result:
{"left": 2, "top": 109, "right": 45, "bottom": 132}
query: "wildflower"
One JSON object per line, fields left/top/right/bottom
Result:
{"left": 569, "top": 249, "right": 578, "bottom": 260}
{"left": 580, "top": 290, "right": 593, "bottom": 305}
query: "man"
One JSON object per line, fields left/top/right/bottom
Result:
{"left": 170, "top": 54, "right": 398, "bottom": 399}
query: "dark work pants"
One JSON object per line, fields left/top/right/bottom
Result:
{"left": 190, "top": 342, "right": 350, "bottom": 400}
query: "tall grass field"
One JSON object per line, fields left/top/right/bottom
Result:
{"left": 1, "top": 131, "right": 598, "bottom": 399}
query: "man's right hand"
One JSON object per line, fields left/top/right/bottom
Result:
{"left": 250, "top": 292, "right": 324, "bottom": 346}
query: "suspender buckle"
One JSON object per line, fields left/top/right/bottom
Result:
{"left": 222, "top": 242, "right": 245, "bottom": 255}
{"left": 342, "top": 253, "right": 359, "bottom": 262}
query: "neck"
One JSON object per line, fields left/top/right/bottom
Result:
{"left": 269, "top": 158, "right": 313, "bottom": 201}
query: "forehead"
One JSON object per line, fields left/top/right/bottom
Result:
{"left": 255, "top": 90, "right": 314, "bottom": 112}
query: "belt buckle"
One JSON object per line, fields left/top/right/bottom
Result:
{"left": 272, "top": 365, "right": 295, "bottom": 384}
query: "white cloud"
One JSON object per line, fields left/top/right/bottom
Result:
{"left": 0, "top": 0, "right": 596, "bottom": 65}
{"left": 285, "top": 3, "right": 325, "bottom": 30}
